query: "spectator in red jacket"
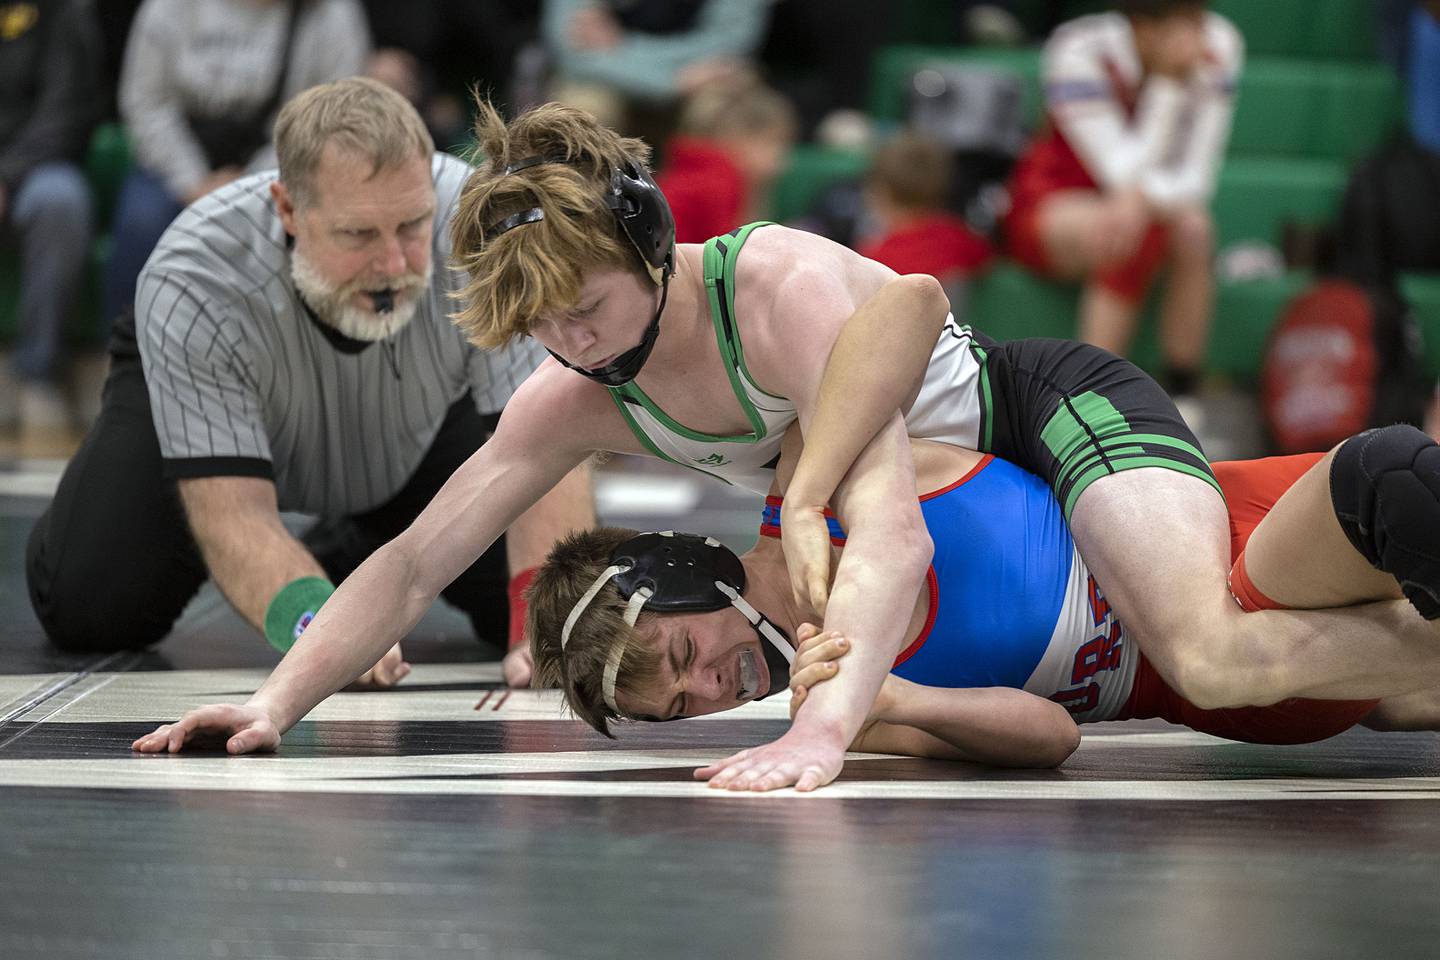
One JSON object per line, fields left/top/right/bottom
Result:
{"left": 657, "top": 80, "right": 796, "bottom": 243}
{"left": 857, "top": 134, "right": 993, "bottom": 287}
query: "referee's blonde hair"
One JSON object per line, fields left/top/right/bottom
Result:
{"left": 274, "top": 77, "right": 435, "bottom": 208}
{"left": 449, "top": 99, "right": 656, "bottom": 349}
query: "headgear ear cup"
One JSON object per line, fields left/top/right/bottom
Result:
{"left": 606, "top": 161, "right": 676, "bottom": 283}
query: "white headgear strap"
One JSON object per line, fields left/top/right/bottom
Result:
{"left": 601, "top": 587, "right": 652, "bottom": 714}
{"left": 561, "top": 564, "right": 628, "bottom": 650}
{"left": 715, "top": 581, "right": 794, "bottom": 665}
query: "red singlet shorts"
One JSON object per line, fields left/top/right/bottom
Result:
{"left": 1117, "top": 453, "right": 1382, "bottom": 744}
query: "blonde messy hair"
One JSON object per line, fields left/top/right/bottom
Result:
{"left": 274, "top": 77, "right": 434, "bottom": 209}
{"left": 527, "top": 527, "right": 669, "bottom": 737}
{"left": 450, "top": 100, "right": 657, "bottom": 349}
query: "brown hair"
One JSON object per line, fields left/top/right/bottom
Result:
{"left": 527, "top": 526, "right": 668, "bottom": 737}
{"left": 868, "top": 133, "right": 954, "bottom": 211}
{"left": 274, "top": 76, "right": 435, "bottom": 209}
{"left": 677, "top": 80, "right": 797, "bottom": 141}
{"left": 449, "top": 99, "right": 655, "bottom": 349}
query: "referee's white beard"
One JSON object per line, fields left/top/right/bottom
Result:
{"left": 290, "top": 247, "right": 433, "bottom": 342}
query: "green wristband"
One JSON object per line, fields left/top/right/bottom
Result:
{"left": 263, "top": 576, "right": 335, "bottom": 653}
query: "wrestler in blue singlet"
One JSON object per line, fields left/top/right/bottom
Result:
{"left": 761, "top": 455, "right": 1139, "bottom": 721}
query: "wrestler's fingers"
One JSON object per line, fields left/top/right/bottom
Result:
{"left": 131, "top": 725, "right": 172, "bottom": 753}
{"left": 793, "top": 633, "right": 849, "bottom": 673}
{"left": 708, "top": 758, "right": 761, "bottom": 788}
{"left": 795, "top": 767, "right": 827, "bottom": 793}
{"left": 752, "top": 767, "right": 798, "bottom": 792}
{"left": 788, "top": 662, "right": 839, "bottom": 697}
{"left": 694, "top": 748, "right": 753, "bottom": 780}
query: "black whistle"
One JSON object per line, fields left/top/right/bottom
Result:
{"left": 373, "top": 289, "right": 395, "bottom": 314}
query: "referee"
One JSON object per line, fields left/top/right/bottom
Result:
{"left": 26, "top": 77, "right": 593, "bottom": 686}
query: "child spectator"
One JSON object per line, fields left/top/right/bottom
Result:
{"left": 858, "top": 133, "right": 993, "bottom": 288}
{"left": 656, "top": 81, "right": 796, "bottom": 243}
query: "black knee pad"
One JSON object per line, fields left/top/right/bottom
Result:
{"left": 1331, "top": 424, "right": 1440, "bottom": 619}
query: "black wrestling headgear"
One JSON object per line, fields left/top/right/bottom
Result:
{"left": 559, "top": 532, "right": 794, "bottom": 714}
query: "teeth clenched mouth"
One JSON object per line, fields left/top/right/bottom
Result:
{"left": 738, "top": 648, "right": 760, "bottom": 700}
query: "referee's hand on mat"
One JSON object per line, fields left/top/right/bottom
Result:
{"left": 131, "top": 704, "right": 281, "bottom": 755}
{"left": 346, "top": 641, "right": 411, "bottom": 689}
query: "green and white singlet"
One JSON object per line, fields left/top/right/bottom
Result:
{"left": 604, "top": 222, "right": 991, "bottom": 494}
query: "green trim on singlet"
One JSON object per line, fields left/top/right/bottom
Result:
{"left": 606, "top": 391, "right": 732, "bottom": 484}
{"left": 707, "top": 222, "right": 787, "bottom": 409}
{"left": 605, "top": 222, "right": 781, "bottom": 447}
{"left": 1041, "top": 390, "right": 1223, "bottom": 519}
{"left": 965, "top": 329, "right": 994, "bottom": 452}
{"left": 1039, "top": 391, "right": 1133, "bottom": 465}
{"left": 1061, "top": 458, "right": 1221, "bottom": 519}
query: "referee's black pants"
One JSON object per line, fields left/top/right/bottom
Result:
{"left": 25, "top": 315, "right": 509, "bottom": 654}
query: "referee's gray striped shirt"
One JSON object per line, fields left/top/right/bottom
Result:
{"left": 135, "top": 153, "right": 546, "bottom": 517}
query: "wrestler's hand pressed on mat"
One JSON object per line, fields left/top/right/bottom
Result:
{"left": 779, "top": 500, "right": 833, "bottom": 620}
{"left": 503, "top": 645, "right": 534, "bottom": 688}
{"left": 349, "top": 641, "right": 410, "bottom": 688}
{"left": 131, "top": 704, "right": 280, "bottom": 755}
{"left": 695, "top": 726, "right": 847, "bottom": 793}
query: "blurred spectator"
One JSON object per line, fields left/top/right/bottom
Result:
{"left": 1002, "top": 0, "right": 1244, "bottom": 403}
{"left": 1335, "top": 1, "right": 1440, "bottom": 286}
{"left": 955, "top": 2, "right": 1028, "bottom": 45}
{"left": 656, "top": 81, "right": 796, "bottom": 243}
{"left": 101, "top": 0, "right": 369, "bottom": 333}
{"left": 94, "top": 0, "right": 144, "bottom": 120}
{"left": 360, "top": 0, "right": 540, "bottom": 149}
{"left": 0, "top": 0, "right": 102, "bottom": 435}
{"left": 759, "top": 0, "right": 890, "bottom": 139}
{"left": 1409, "top": 2, "right": 1440, "bottom": 154}
{"left": 857, "top": 134, "right": 993, "bottom": 292}
{"left": 541, "top": 0, "right": 769, "bottom": 141}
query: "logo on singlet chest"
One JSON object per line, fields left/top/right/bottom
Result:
{"left": 694, "top": 453, "right": 732, "bottom": 466}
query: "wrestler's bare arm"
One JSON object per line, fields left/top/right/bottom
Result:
{"left": 135, "top": 364, "right": 641, "bottom": 752}
{"left": 781, "top": 270, "right": 950, "bottom": 554}
{"left": 694, "top": 230, "right": 935, "bottom": 790}
{"left": 854, "top": 683, "right": 1080, "bottom": 769}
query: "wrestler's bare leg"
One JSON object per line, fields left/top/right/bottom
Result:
{"left": 1246, "top": 446, "right": 1440, "bottom": 722}
{"left": 1242, "top": 448, "right": 1400, "bottom": 610}
{"left": 1069, "top": 468, "right": 1440, "bottom": 710}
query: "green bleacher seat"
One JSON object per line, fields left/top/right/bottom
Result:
{"left": 84, "top": 123, "right": 132, "bottom": 232}
{"left": 1211, "top": 0, "right": 1380, "bottom": 61}
{"left": 967, "top": 263, "right": 1317, "bottom": 380}
{"left": 1047, "top": 0, "right": 1380, "bottom": 61}
{"left": 1212, "top": 157, "right": 1348, "bottom": 247}
{"left": 770, "top": 145, "right": 869, "bottom": 224}
{"left": 968, "top": 266, "right": 1440, "bottom": 382}
{"left": 1229, "top": 60, "right": 1403, "bottom": 161}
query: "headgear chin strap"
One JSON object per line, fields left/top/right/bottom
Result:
{"left": 485, "top": 154, "right": 677, "bottom": 387}
{"left": 543, "top": 272, "right": 668, "bottom": 387}
{"left": 559, "top": 532, "right": 794, "bottom": 717}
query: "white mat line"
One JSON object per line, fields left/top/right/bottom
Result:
{"left": 0, "top": 651, "right": 138, "bottom": 726}
{"left": 0, "top": 759, "right": 1436, "bottom": 801}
